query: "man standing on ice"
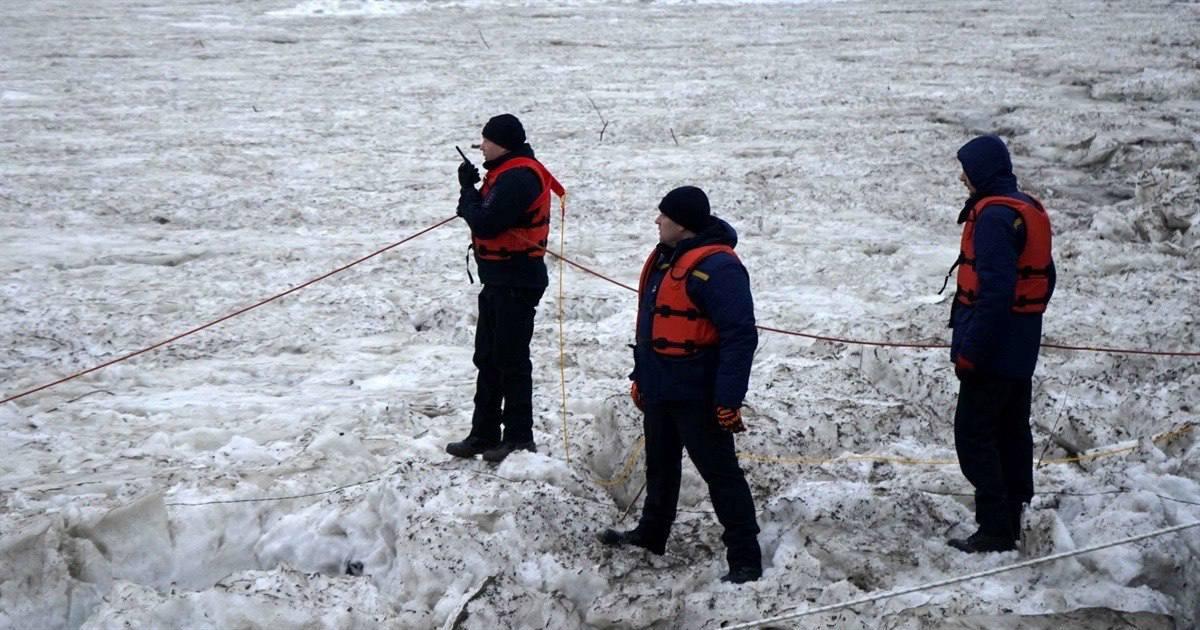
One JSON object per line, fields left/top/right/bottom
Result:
{"left": 599, "top": 186, "right": 762, "bottom": 584}
{"left": 445, "top": 114, "right": 565, "bottom": 464}
{"left": 946, "top": 135, "right": 1056, "bottom": 553}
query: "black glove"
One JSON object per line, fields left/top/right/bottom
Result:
{"left": 458, "top": 162, "right": 480, "bottom": 187}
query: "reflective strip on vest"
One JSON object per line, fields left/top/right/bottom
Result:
{"left": 637, "top": 244, "right": 738, "bottom": 357}
{"left": 955, "top": 195, "right": 1054, "bottom": 314}
{"left": 472, "top": 157, "right": 566, "bottom": 261}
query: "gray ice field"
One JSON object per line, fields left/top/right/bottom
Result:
{"left": 1, "top": 0, "right": 1198, "bottom": 628}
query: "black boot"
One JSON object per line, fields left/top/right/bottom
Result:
{"left": 720, "top": 565, "right": 762, "bottom": 584}
{"left": 445, "top": 436, "right": 499, "bottom": 459}
{"left": 598, "top": 528, "right": 666, "bottom": 555}
{"left": 481, "top": 440, "right": 536, "bottom": 463}
{"left": 948, "top": 530, "right": 1017, "bottom": 553}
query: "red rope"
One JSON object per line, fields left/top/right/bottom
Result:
{"left": 546, "top": 248, "right": 638, "bottom": 293}
{"left": 7, "top": 217, "right": 1195, "bottom": 406}
{"left": 530, "top": 241, "right": 1199, "bottom": 358}
{"left": 755, "top": 325, "right": 950, "bottom": 349}
{"left": 2, "top": 216, "right": 458, "bottom": 405}
{"left": 1039, "top": 342, "right": 1199, "bottom": 357}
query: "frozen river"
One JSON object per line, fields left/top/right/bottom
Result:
{"left": 2, "top": 0, "right": 1198, "bottom": 628}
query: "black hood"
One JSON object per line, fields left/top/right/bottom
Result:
{"left": 957, "top": 135, "right": 1019, "bottom": 196}
{"left": 956, "top": 135, "right": 1019, "bottom": 223}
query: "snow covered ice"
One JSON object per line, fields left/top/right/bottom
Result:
{"left": 1, "top": 0, "right": 1198, "bottom": 628}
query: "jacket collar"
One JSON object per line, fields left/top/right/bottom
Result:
{"left": 484, "top": 143, "right": 536, "bottom": 171}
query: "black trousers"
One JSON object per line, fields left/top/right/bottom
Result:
{"left": 954, "top": 375, "right": 1034, "bottom": 538}
{"left": 638, "top": 400, "right": 762, "bottom": 570}
{"left": 468, "top": 284, "right": 545, "bottom": 445}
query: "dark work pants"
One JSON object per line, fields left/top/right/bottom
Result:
{"left": 638, "top": 400, "right": 762, "bottom": 570}
{"left": 469, "top": 284, "right": 545, "bottom": 445}
{"left": 954, "top": 375, "right": 1034, "bottom": 539}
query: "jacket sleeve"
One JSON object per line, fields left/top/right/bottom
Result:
{"left": 457, "top": 168, "right": 542, "bottom": 239}
{"left": 959, "top": 205, "right": 1021, "bottom": 365}
{"left": 691, "top": 255, "right": 757, "bottom": 408}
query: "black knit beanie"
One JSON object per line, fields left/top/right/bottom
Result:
{"left": 481, "top": 114, "right": 526, "bottom": 151}
{"left": 659, "top": 186, "right": 712, "bottom": 233}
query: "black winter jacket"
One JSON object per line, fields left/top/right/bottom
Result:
{"left": 458, "top": 144, "right": 548, "bottom": 288}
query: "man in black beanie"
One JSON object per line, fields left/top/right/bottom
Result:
{"left": 448, "top": 114, "right": 566, "bottom": 464}
{"left": 599, "top": 186, "right": 763, "bottom": 584}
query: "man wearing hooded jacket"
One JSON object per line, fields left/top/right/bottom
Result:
{"left": 446, "top": 114, "right": 565, "bottom": 464}
{"left": 599, "top": 186, "right": 762, "bottom": 584}
{"left": 947, "top": 135, "right": 1056, "bottom": 553}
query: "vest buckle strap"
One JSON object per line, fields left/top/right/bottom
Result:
{"left": 653, "top": 305, "right": 706, "bottom": 320}
{"left": 651, "top": 338, "right": 703, "bottom": 354}
{"left": 1013, "top": 294, "right": 1052, "bottom": 306}
{"left": 474, "top": 243, "right": 542, "bottom": 260}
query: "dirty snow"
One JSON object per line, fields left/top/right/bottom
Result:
{"left": 1, "top": 0, "right": 1198, "bottom": 628}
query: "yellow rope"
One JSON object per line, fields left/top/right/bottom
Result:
{"left": 738, "top": 423, "right": 1194, "bottom": 468}
{"left": 739, "top": 452, "right": 956, "bottom": 466}
{"left": 534, "top": 218, "right": 1194, "bottom": 495}
{"left": 594, "top": 422, "right": 1195, "bottom": 480}
{"left": 544, "top": 209, "right": 1194, "bottom": 492}
{"left": 1043, "top": 422, "right": 1194, "bottom": 465}
{"left": 557, "top": 198, "right": 570, "bottom": 466}
{"left": 592, "top": 436, "right": 646, "bottom": 488}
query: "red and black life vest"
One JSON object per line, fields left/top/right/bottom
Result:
{"left": 638, "top": 244, "right": 738, "bottom": 356}
{"left": 955, "top": 195, "right": 1054, "bottom": 314}
{"left": 472, "top": 157, "right": 566, "bottom": 261}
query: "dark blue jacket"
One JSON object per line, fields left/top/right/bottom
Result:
{"left": 951, "top": 136, "right": 1056, "bottom": 380}
{"left": 457, "top": 144, "right": 548, "bottom": 288}
{"left": 632, "top": 218, "right": 757, "bottom": 408}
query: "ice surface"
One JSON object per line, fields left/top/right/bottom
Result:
{"left": 2, "top": 0, "right": 1198, "bottom": 628}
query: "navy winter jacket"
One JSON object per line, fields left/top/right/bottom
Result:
{"left": 457, "top": 144, "right": 548, "bottom": 288}
{"left": 950, "top": 136, "right": 1056, "bottom": 380}
{"left": 632, "top": 218, "right": 758, "bottom": 408}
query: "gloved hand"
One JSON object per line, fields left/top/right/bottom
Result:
{"left": 716, "top": 406, "right": 746, "bottom": 433}
{"left": 953, "top": 355, "right": 976, "bottom": 381}
{"left": 458, "top": 161, "right": 480, "bottom": 187}
{"left": 630, "top": 381, "right": 644, "bottom": 411}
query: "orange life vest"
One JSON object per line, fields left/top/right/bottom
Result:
{"left": 955, "top": 195, "right": 1053, "bottom": 314}
{"left": 472, "top": 157, "right": 566, "bottom": 261}
{"left": 638, "top": 244, "right": 738, "bottom": 356}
